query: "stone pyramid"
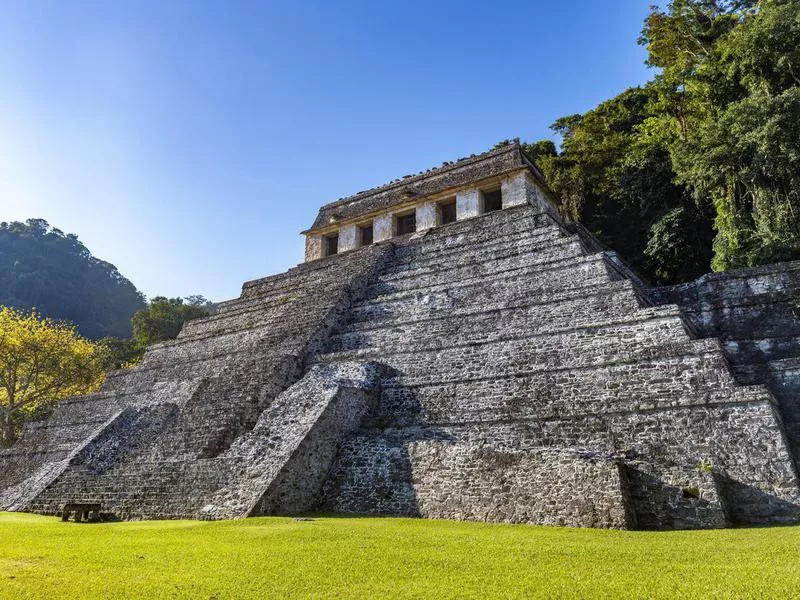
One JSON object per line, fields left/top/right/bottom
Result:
{"left": 2, "top": 143, "right": 799, "bottom": 529}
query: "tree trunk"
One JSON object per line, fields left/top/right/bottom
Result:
{"left": 0, "top": 412, "right": 17, "bottom": 448}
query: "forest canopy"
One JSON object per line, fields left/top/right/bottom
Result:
{"left": 509, "top": 0, "right": 800, "bottom": 285}
{"left": 0, "top": 219, "right": 145, "bottom": 339}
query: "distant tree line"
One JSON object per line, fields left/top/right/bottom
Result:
{"left": 0, "top": 219, "right": 146, "bottom": 339}
{"left": 103, "top": 296, "right": 215, "bottom": 368}
{"left": 0, "top": 216, "right": 216, "bottom": 379}
{"left": 502, "top": 0, "right": 800, "bottom": 285}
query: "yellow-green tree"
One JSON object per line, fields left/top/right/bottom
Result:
{"left": 0, "top": 306, "right": 109, "bottom": 447}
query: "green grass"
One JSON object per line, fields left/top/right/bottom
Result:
{"left": 1, "top": 512, "right": 800, "bottom": 599}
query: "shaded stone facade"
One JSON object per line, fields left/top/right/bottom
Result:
{"left": 2, "top": 142, "right": 800, "bottom": 529}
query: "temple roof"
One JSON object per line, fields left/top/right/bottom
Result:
{"left": 305, "top": 141, "right": 548, "bottom": 233}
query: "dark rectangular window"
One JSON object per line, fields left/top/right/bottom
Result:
{"left": 439, "top": 199, "right": 457, "bottom": 224}
{"left": 396, "top": 213, "right": 416, "bottom": 235}
{"left": 359, "top": 223, "right": 373, "bottom": 246}
{"left": 325, "top": 234, "right": 339, "bottom": 256}
{"left": 483, "top": 189, "right": 502, "bottom": 213}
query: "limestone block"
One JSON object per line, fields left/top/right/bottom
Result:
{"left": 500, "top": 172, "right": 530, "bottom": 208}
{"left": 374, "top": 214, "right": 395, "bottom": 242}
{"left": 339, "top": 224, "right": 358, "bottom": 252}
{"left": 456, "top": 188, "right": 481, "bottom": 220}
{"left": 416, "top": 202, "right": 439, "bottom": 230}
{"left": 305, "top": 235, "right": 323, "bottom": 262}
{"left": 8, "top": 193, "right": 800, "bottom": 531}
{"left": 501, "top": 171, "right": 558, "bottom": 217}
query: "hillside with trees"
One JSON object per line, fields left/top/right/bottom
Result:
{"left": 509, "top": 0, "right": 800, "bottom": 285}
{"left": 0, "top": 219, "right": 145, "bottom": 339}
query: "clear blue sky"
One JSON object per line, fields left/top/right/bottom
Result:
{"left": 1, "top": 1, "right": 654, "bottom": 302}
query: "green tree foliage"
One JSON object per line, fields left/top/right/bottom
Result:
{"left": 131, "top": 296, "right": 211, "bottom": 348}
{"left": 643, "top": 0, "right": 800, "bottom": 270}
{"left": 98, "top": 296, "right": 212, "bottom": 370}
{"left": 506, "top": 88, "right": 715, "bottom": 284}
{"left": 98, "top": 336, "right": 146, "bottom": 370}
{"left": 0, "top": 219, "right": 145, "bottom": 339}
{"left": 512, "top": 0, "right": 798, "bottom": 283}
{"left": 0, "top": 306, "right": 110, "bottom": 446}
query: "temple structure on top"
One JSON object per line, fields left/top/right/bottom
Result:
{"left": 302, "top": 144, "right": 556, "bottom": 261}
{"left": 2, "top": 141, "right": 800, "bottom": 530}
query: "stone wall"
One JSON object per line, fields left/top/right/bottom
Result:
{"left": 313, "top": 205, "right": 800, "bottom": 529}
{"left": 650, "top": 261, "right": 800, "bottom": 470}
{"left": 324, "top": 440, "right": 633, "bottom": 528}
{"left": 3, "top": 190, "right": 800, "bottom": 530}
{"left": 1, "top": 244, "right": 393, "bottom": 518}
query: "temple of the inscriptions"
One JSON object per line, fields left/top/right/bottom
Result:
{"left": 3, "top": 141, "right": 800, "bottom": 529}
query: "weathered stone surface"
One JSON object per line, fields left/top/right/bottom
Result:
{"left": 2, "top": 149, "right": 800, "bottom": 530}
{"left": 0, "top": 244, "right": 393, "bottom": 519}
{"left": 456, "top": 188, "right": 481, "bottom": 220}
{"left": 339, "top": 224, "right": 358, "bottom": 253}
{"left": 415, "top": 202, "right": 438, "bottom": 231}
{"left": 374, "top": 214, "right": 394, "bottom": 243}
{"left": 199, "top": 361, "right": 383, "bottom": 520}
{"left": 309, "top": 143, "right": 549, "bottom": 230}
{"left": 312, "top": 204, "right": 800, "bottom": 529}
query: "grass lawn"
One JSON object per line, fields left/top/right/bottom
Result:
{"left": 1, "top": 512, "right": 800, "bottom": 599}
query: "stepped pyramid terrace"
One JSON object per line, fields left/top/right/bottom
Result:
{"left": 3, "top": 142, "right": 800, "bottom": 529}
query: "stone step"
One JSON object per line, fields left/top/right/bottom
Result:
{"left": 103, "top": 351, "right": 265, "bottom": 394}
{"left": 732, "top": 355, "right": 800, "bottom": 385}
{"left": 216, "top": 271, "right": 355, "bottom": 315}
{"left": 679, "top": 292, "right": 800, "bottom": 341}
{"left": 377, "top": 235, "right": 585, "bottom": 286}
{"left": 177, "top": 298, "right": 342, "bottom": 342}
{"left": 328, "top": 300, "right": 679, "bottom": 355}
{"left": 388, "top": 205, "right": 556, "bottom": 254}
{"left": 359, "top": 253, "right": 617, "bottom": 308}
{"left": 344, "top": 279, "right": 641, "bottom": 332}
{"left": 205, "top": 250, "right": 389, "bottom": 338}
{"left": 651, "top": 261, "right": 800, "bottom": 307}
{"left": 372, "top": 351, "right": 768, "bottom": 426}
{"left": 388, "top": 221, "right": 566, "bottom": 268}
{"left": 315, "top": 316, "right": 722, "bottom": 385}
{"left": 223, "top": 243, "right": 390, "bottom": 307}
{"left": 723, "top": 335, "right": 800, "bottom": 366}
{"left": 209, "top": 271, "right": 359, "bottom": 319}
{"left": 386, "top": 228, "right": 570, "bottom": 279}
{"left": 141, "top": 328, "right": 304, "bottom": 366}
{"left": 323, "top": 391, "right": 786, "bottom": 525}
{"left": 371, "top": 239, "right": 587, "bottom": 292}
{"left": 27, "top": 460, "right": 228, "bottom": 512}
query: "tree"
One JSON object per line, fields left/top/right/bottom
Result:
{"left": 131, "top": 296, "right": 211, "bottom": 348}
{"left": 507, "top": 0, "right": 798, "bottom": 283}
{"left": 642, "top": 0, "right": 800, "bottom": 270}
{"left": 0, "top": 219, "right": 145, "bottom": 339}
{"left": 98, "top": 337, "right": 146, "bottom": 370}
{"left": 0, "top": 306, "right": 110, "bottom": 447}
{"left": 510, "top": 85, "right": 714, "bottom": 284}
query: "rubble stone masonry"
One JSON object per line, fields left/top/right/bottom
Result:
{"left": 2, "top": 142, "right": 799, "bottom": 529}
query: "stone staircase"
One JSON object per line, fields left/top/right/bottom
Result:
{"left": 198, "top": 361, "right": 383, "bottom": 520}
{"left": 650, "top": 261, "right": 800, "bottom": 470}
{"left": 311, "top": 205, "right": 800, "bottom": 529}
{"left": 1, "top": 243, "right": 393, "bottom": 518}
{"left": 4, "top": 201, "right": 800, "bottom": 529}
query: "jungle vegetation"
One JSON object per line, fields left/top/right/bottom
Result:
{"left": 505, "top": 0, "right": 800, "bottom": 284}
